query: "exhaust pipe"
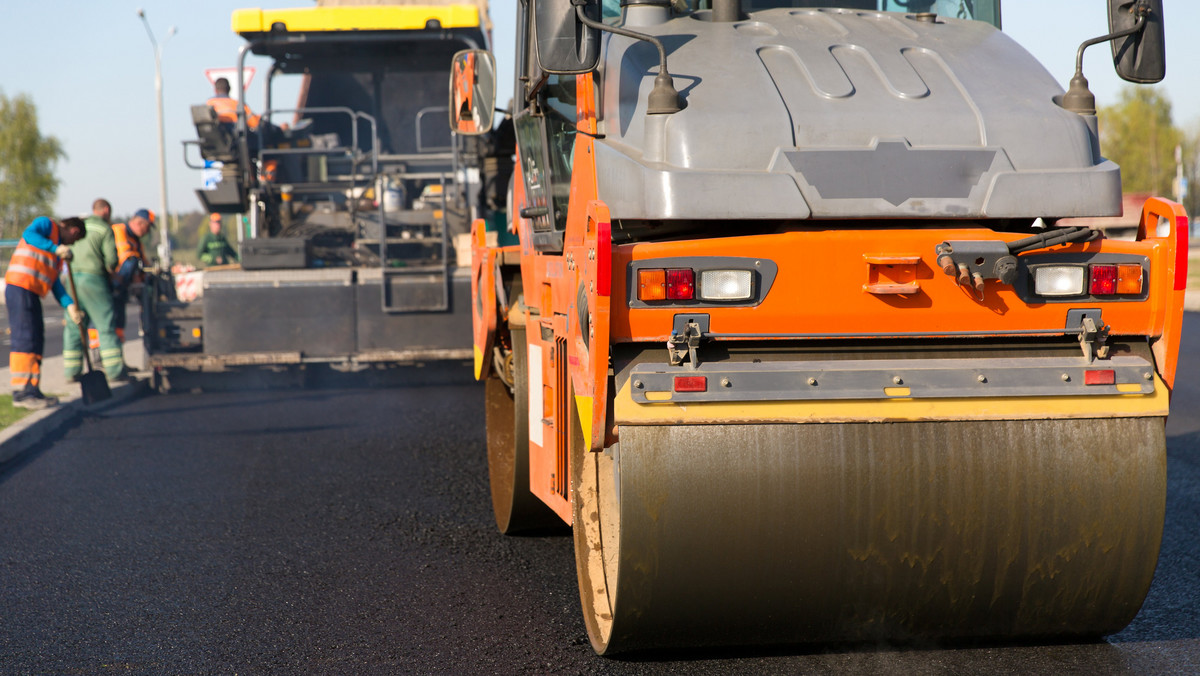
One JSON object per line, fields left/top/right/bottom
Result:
{"left": 712, "top": 0, "right": 741, "bottom": 22}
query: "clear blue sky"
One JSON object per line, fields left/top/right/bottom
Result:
{"left": 0, "top": 1, "right": 1196, "bottom": 221}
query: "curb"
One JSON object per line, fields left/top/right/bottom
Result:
{"left": 0, "top": 379, "right": 150, "bottom": 468}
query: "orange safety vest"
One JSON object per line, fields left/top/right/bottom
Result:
{"left": 207, "top": 96, "right": 261, "bottom": 129}
{"left": 4, "top": 221, "right": 61, "bottom": 297}
{"left": 112, "top": 222, "right": 146, "bottom": 270}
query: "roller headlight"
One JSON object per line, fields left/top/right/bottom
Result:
{"left": 699, "top": 269, "right": 753, "bottom": 301}
{"left": 1033, "top": 266, "right": 1085, "bottom": 297}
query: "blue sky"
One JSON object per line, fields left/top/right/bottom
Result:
{"left": 0, "top": 1, "right": 1196, "bottom": 221}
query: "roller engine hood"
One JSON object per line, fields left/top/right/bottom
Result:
{"left": 594, "top": 8, "right": 1121, "bottom": 222}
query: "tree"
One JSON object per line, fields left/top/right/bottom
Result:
{"left": 0, "top": 91, "right": 65, "bottom": 239}
{"left": 1098, "top": 86, "right": 1184, "bottom": 197}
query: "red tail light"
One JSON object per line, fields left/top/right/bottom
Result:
{"left": 666, "top": 269, "right": 695, "bottom": 300}
{"left": 1176, "top": 214, "right": 1190, "bottom": 291}
{"left": 1090, "top": 265, "right": 1117, "bottom": 295}
{"left": 1084, "top": 369, "right": 1116, "bottom": 386}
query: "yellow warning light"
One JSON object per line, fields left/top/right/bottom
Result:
{"left": 1116, "top": 264, "right": 1143, "bottom": 295}
{"left": 638, "top": 269, "right": 667, "bottom": 301}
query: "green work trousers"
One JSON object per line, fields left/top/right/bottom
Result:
{"left": 63, "top": 271, "right": 127, "bottom": 380}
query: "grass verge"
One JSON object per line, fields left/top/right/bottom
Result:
{"left": 0, "top": 395, "right": 33, "bottom": 428}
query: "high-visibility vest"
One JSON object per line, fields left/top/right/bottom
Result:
{"left": 206, "top": 96, "right": 260, "bottom": 129}
{"left": 4, "top": 221, "right": 61, "bottom": 297}
{"left": 112, "top": 222, "right": 145, "bottom": 271}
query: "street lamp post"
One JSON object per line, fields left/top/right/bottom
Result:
{"left": 137, "top": 9, "right": 176, "bottom": 267}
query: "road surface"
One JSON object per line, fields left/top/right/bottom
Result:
{"left": 0, "top": 320, "right": 1197, "bottom": 673}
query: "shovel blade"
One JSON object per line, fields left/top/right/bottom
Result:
{"left": 79, "top": 371, "right": 112, "bottom": 405}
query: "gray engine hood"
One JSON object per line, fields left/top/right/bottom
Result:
{"left": 594, "top": 8, "right": 1121, "bottom": 221}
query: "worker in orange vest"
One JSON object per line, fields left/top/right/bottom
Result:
{"left": 109, "top": 208, "right": 153, "bottom": 343}
{"left": 207, "top": 77, "right": 260, "bottom": 130}
{"left": 4, "top": 216, "right": 87, "bottom": 409}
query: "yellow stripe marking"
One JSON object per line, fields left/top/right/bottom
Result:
{"left": 574, "top": 394, "right": 593, "bottom": 448}
{"left": 233, "top": 6, "right": 481, "bottom": 33}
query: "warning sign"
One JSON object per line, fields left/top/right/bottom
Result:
{"left": 205, "top": 67, "right": 256, "bottom": 90}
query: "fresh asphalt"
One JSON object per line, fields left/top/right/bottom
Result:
{"left": 0, "top": 322, "right": 1196, "bottom": 673}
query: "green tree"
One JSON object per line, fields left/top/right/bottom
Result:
{"left": 0, "top": 91, "right": 65, "bottom": 239}
{"left": 1098, "top": 86, "right": 1183, "bottom": 197}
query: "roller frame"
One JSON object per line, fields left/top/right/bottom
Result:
{"left": 466, "top": 32, "right": 1190, "bottom": 654}
{"left": 628, "top": 354, "right": 1157, "bottom": 403}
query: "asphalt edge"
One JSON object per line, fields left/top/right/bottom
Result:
{"left": 0, "top": 379, "right": 150, "bottom": 468}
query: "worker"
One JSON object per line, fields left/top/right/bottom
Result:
{"left": 207, "top": 77, "right": 260, "bottom": 130}
{"left": 109, "top": 209, "right": 153, "bottom": 343}
{"left": 198, "top": 213, "right": 239, "bottom": 266}
{"left": 4, "top": 216, "right": 86, "bottom": 409}
{"left": 63, "top": 198, "right": 129, "bottom": 383}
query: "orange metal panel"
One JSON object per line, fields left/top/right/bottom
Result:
{"left": 516, "top": 77, "right": 605, "bottom": 517}
{"left": 524, "top": 315, "right": 572, "bottom": 523}
{"left": 610, "top": 228, "right": 1177, "bottom": 344}
{"left": 1138, "top": 198, "right": 1189, "bottom": 390}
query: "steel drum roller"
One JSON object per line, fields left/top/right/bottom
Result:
{"left": 573, "top": 417, "right": 1166, "bottom": 654}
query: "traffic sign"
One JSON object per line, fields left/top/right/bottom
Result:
{"left": 205, "top": 67, "right": 256, "bottom": 90}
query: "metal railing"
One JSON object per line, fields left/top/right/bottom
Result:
{"left": 0, "top": 240, "right": 17, "bottom": 277}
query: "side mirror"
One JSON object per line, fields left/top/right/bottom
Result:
{"left": 534, "top": 0, "right": 601, "bottom": 75}
{"left": 448, "top": 50, "right": 497, "bottom": 136}
{"left": 1109, "top": 0, "right": 1165, "bottom": 84}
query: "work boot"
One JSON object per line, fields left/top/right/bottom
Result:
{"left": 12, "top": 387, "right": 58, "bottom": 410}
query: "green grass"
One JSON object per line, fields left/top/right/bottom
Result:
{"left": 0, "top": 395, "right": 33, "bottom": 428}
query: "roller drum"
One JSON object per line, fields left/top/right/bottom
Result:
{"left": 573, "top": 417, "right": 1166, "bottom": 653}
{"left": 486, "top": 327, "right": 560, "bottom": 533}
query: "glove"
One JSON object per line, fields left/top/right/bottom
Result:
{"left": 56, "top": 245, "right": 73, "bottom": 261}
{"left": 67, "top": 304, "right": 84, "bottom": 326}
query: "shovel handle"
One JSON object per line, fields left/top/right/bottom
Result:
{"left": 64, "top": 261, "right": 95, "bottom": 373}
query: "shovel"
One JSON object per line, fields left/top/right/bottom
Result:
{"left": 64, "top": 261, "right": 112, "bottom": 405}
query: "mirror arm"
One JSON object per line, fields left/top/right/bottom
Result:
{"left": 525, "top": 72, "right": 550, "bottom": 105}
{"left": 1062, "top": 3, "right": 1148, "bottom": 115}
{"left": 1073, "top": 8, "right": 1147, "bottom": 76}
{"left": 571, "top": 1, "right": 682, "bottom": 114}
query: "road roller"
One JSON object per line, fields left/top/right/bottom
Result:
{"left": 450, "top": 0, "right": 1188, "bottom": 654}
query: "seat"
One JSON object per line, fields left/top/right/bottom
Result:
{"left": 191, "top": 105, "right": 237, "bottom": 163}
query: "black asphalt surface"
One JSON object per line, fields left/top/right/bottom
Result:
{"left": 0, "top": 321, "right": 1197, "bottom": 673}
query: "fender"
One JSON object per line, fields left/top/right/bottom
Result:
{"left": 567, "top": 201, "right": 612, "bottom": 451}
{"left": 563, "top": 73, "right": 612, "bottom": 451}
{"left": 1139, "top": 197, "right": 1188, "bottom": 391}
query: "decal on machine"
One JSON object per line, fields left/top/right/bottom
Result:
{"left": 528, "top": 343, "right": 543, "bottom": 446}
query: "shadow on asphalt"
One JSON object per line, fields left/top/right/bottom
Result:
{"left": 0, "top": 412, "right": 82, "bottom": 487}
{"left": 153, "top": 361, "right": 477, "bottom": 393}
